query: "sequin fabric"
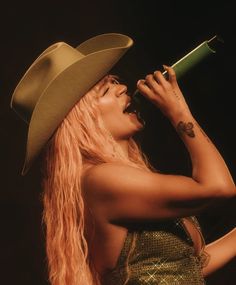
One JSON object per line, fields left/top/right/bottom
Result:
{"left": 102, "top": 216, "right": 208, "bottom": 285}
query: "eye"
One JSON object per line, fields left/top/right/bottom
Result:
{"left": 102, "top": 87, "right": 109, "bottom": 96}
{"left": 111, "top": 78, "right": 119, "bottom": 85}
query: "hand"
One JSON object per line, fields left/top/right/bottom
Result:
{"left": 137, "top": 65, "right": 191, "bottom": 120}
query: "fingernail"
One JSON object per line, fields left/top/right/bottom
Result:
{"left": 137, "top": 79, "right": 144, "bottom": 85}
{"left": 162, "top": 64, "right": 168, "bottom": 69}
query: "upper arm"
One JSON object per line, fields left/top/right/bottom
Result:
{"left": 82, "top": 163, "right": 226, "bottom": 224}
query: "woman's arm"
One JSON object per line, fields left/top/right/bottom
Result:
{"left": 82, "top": 67, "right": 235, "bottom": 223}
{"left": 138, "top": 66, "right": 235, "bottom": 195}
{"left": 202, "top": 227, "right": 236, "bottom": 277}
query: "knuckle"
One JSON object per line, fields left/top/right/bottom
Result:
{"left": 137, "top": 82, "right": 145, "bottom": 90}
{"left": 145, "top": 74, "right": 153, "bottom": 81}
{"left": 154, "top": 70, "right": 161, "bottom": 77}
{"left": 169, "top": 68, "right": 176, "bottom": 76}
{"left": 137, "top": 79, "right": 143, "bottom": 86}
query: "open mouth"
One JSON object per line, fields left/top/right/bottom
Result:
{"left": 123, "top": 100, "right": 145, "bottom": 125}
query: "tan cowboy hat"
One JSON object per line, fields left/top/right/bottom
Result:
{"left": 11, "top": 33, "right": 133, "bottom": 175}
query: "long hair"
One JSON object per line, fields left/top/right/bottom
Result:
{"left": 41, "top": 78, "right": 155, "bottom": 285}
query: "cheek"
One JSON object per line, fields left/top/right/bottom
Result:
{"left": 97, "top": 97, "right": 121, "bottom": 116}
{"left": 97, "top": 101, "right": 125, "bottom": 132}
{"left": 100, "top": 110, "right": 124, "bottom": 129}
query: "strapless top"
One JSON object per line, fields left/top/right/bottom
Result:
{"left": 102, "top": 216, "right": 209, "bottom": 285}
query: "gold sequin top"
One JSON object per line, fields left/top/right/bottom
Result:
{"left": 102, "top": 216, "right": 209, "bottom": 285}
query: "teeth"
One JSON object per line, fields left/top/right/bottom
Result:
{"left": 123, "top": 99, "right": 145, "bottom": 125}
{"left": 128, "top": 109, "right": 137, "bottom": 115}
{"left": 124, "top": 102, "right": 135, "bottom": 113}
{"left": 123, "top": 102, "right": 131, "bottom": 112}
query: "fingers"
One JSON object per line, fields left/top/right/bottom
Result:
{"left": 153, "top": 70, "right": 167, "bottom": 87}
{"left": 145, "top": 74, "right": 162, "bottom": 92}
{"left": 163, "top": 65, "right": 177, "bottom": 86}
{"left": 137, "top": 79, "right": 157, "bottom": 101}
{"left": 144, "top": 66, "right": 177, "bottom": 90}
{"left": 136, "top": 72, "right": 165, "bottom": 102}
{"left": 137, "top": 66, "right": 178, "bottom": 99}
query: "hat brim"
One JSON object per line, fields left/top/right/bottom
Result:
{"left": 22, "top": 34, "right": 133, "bottom": 175}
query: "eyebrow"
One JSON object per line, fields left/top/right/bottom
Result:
{"left": 97, "top": 82, "right": 106, "bottom": 95}
{"left": 98, "top": 75, "right": 120, "bottom": 91}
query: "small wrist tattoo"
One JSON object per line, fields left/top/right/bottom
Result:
{"left": 172, "top": 90, "right": 180, "bottom": 100}
{"left": 177, "top": 121, "right": 195, "bottom": 138}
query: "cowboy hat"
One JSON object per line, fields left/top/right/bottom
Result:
{"left": 11, "top": 33, "right": 133, "bottom": 175}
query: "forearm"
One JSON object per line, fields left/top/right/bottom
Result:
{"left": 170, "top": 110, "right": 235, "bottom": 195}
{"left": 137, "top": 66, "right": 235, "bottom": 196}
{"left": 202, "top": 227, "right": 236, "bottom": 277}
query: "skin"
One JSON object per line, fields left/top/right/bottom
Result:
{"left": 91, "top": 75, "right": 144, "bottom": 155}
{"left": 81, "top": 66, "right": 236, "bottom": 277}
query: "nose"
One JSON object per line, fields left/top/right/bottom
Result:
{"left": 115, "top": 84, "right": 128, "bottom": 97}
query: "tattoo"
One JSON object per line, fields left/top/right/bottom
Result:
{"left": 177, "top": 121, "right": 195, "bottom": 138}
{"left": 172, "top": 90, "right": 180, "bottom": 100}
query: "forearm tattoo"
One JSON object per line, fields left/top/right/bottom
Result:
{"left": 176, "top": 121, "right": 195, "bottom": 138}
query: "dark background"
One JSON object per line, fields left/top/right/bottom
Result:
{"left": 0, "top": 0, "right": 235, "bottom": 284}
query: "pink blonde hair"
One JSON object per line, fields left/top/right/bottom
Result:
{"left": 41, "top": 78, "right": 155, "bottom": 285}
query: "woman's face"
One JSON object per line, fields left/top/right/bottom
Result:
{"left": 92, "top": 75, "right": 144, "bottom": 141}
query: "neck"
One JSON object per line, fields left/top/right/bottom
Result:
{"left": 117, "top": 139, "right": 129, "bottom": 157}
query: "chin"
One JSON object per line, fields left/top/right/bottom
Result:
{"left": 134, "top": 119, "right": 145, "bottom": 131}
{"left": 128, "top": 124, "right": 145, "bottom": 138}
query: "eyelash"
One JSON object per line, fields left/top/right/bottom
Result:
{"left": 112, "top": 79, "right": 119, "bottom": 84}
{"left": 103, "top": 87, "right": 109, "bottom": 96}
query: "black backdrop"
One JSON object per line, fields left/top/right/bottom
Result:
{"left": 0, "top": 1, "right": 235, "bottom": 284}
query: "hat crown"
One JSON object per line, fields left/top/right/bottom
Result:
{"left": 10, "top": 33, "right": 133, "bottom": 175}
{"left": 11, "top": 42, "right": 84, "bottom": 123}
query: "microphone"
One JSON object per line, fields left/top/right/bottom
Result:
{"left": 131, "top": 35, "right": 224, "bottom": 118}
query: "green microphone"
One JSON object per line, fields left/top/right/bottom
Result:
{"left": 161, "top": 35, "right": 223, "bottom": 79}
{"left": 131, "top": 35, "right": 223, "bottom": 117}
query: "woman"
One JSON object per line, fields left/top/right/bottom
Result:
{"left": 11, "top": 33, "right": 236, "bottom": 285}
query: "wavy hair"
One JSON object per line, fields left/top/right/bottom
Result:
{"left": 41, "top": 76, "right": 155, "bottom": 285}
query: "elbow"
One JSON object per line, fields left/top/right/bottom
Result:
{"left": 223, "top": 185, "right": 236, "bottom": 199}
{"left": 214, "top": 182, "right": 236, "bottom": 199}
